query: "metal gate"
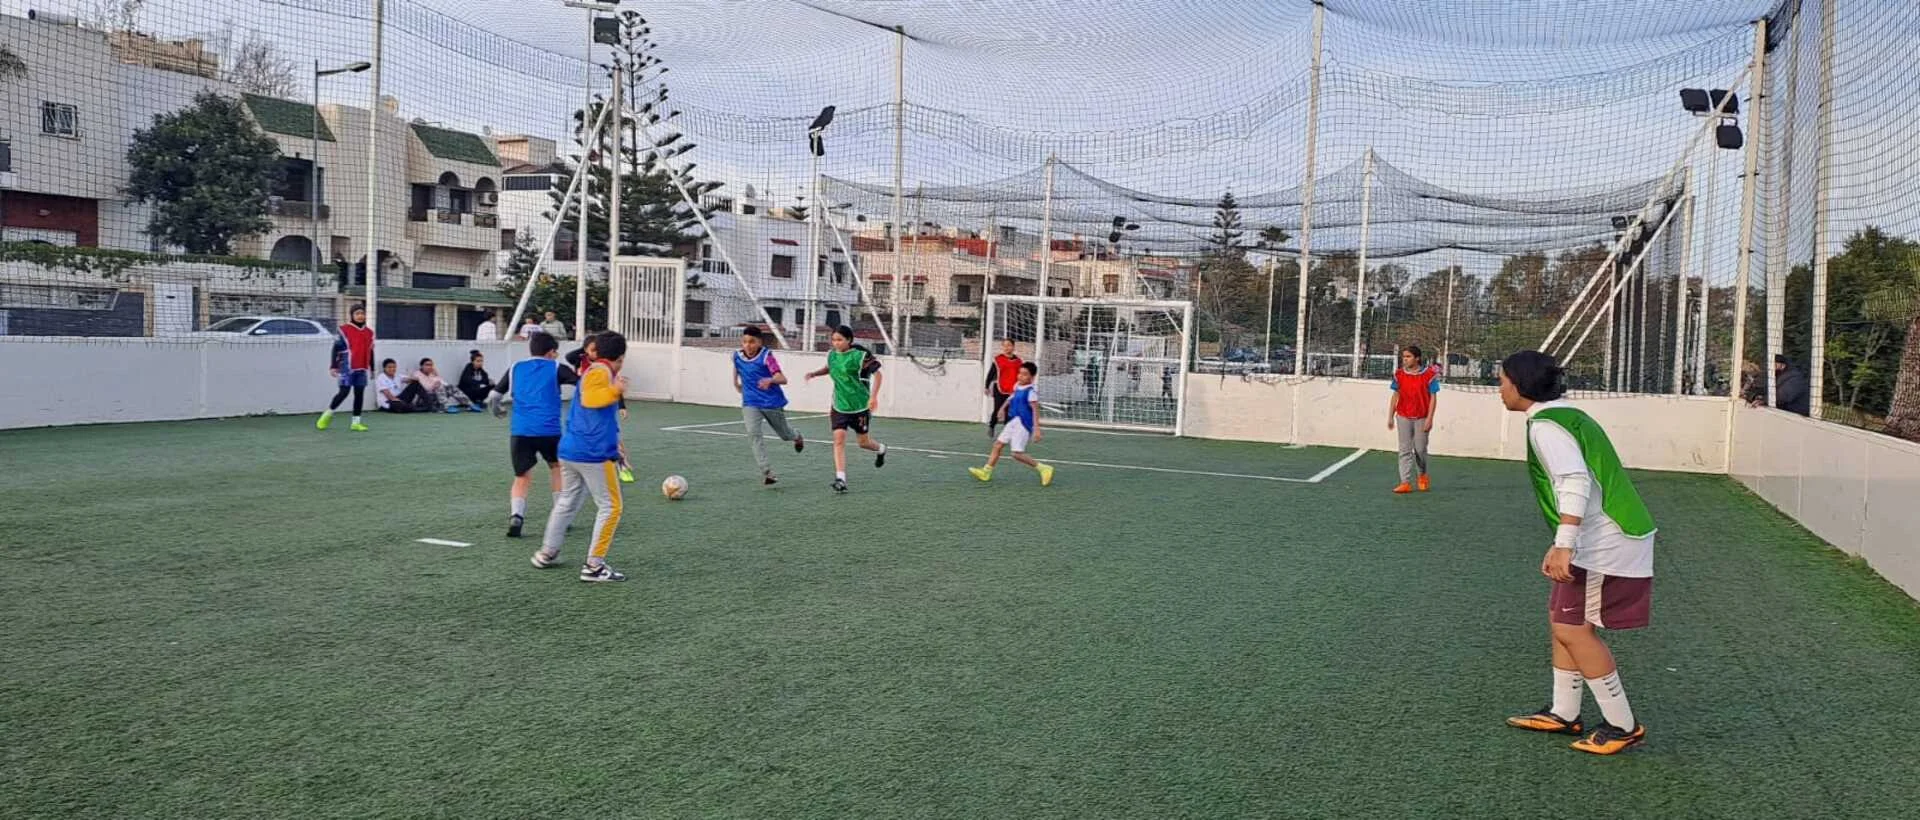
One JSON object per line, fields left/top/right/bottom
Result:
{"left": 609, "top": 256, "right": 686, "bottom": 346}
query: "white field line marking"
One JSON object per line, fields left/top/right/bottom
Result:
{"left": 1305, "top": 448, "right": 1369, "bottom": 483}
{"left": 658, "top": 414, "right": 826, "bottom": 432}
{"left": 666, "top": 428, "right": 1325, "bottom": 483}
{"left": 415, "top": 538, "right": 472, "bottom": 547}
{"left": 925, "top": 454, "right": 949, "bottom": 459}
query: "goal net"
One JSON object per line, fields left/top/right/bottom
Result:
{"left": 983, "top": 295, "right": 1193, "bottom": 434}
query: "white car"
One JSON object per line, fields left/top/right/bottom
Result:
{"left": 182, "top": 316, "right": 335, "bottom": 340}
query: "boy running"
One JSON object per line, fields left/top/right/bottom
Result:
{"left": 1499, "top": 350, "right": 1654, "bottom": 755}
{"left": 568, "top": 334, "right": 636, "bottom": 483}
{"left": 488, "top": 332, "right": 578, "bottom": 538}
{"left": 317, "top": 304, "right": 375, "bottom": 432}
{"left": 1387, "top": 344, "right": 1441, "bottom": 493}
{"left": 733, "top": 326, "right": 804, "bottom": 484}
{"left": 985, "top": 337, "right": 1023, "bottom": 438}
{"left": 970, "top": 362, "right": 1055, "bottom": 486}
{"left": 804, "top": 324, "right": 887, "bottom": 494}
{"left": 534, "top": 332, "right": 632, "bottom": 582}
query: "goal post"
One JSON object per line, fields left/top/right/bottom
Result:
{"left": 983, "top": 294, "right": 1194, "bottom": 435}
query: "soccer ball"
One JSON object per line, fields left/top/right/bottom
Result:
{"left": 661, "top": 474, "right": 688, "bottom": 500}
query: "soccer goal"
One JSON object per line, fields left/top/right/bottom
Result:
{"left": 983, "top": 295, "right": 1194, "bottom": 435}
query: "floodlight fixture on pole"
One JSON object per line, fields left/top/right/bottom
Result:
{"left": 310, "top": 60, "right": 369, "bottom": 289}
{"left": 803, "top": 106, "right": 835, "bottom": 351}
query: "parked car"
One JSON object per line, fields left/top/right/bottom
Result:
{"left": 176, "top": 316, "right": 335, "bottom": 340}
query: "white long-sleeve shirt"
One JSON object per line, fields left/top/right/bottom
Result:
{"left": 1526, "top": 400, "right": 1655, "bottom": 578}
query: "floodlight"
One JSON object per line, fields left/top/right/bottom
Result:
{"left": 1679, "top": 88, "right": 1711, "bottom": 114}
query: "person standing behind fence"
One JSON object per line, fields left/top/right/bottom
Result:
{"left": 1387, "top": 344, "right": 1441, "bottom": 494}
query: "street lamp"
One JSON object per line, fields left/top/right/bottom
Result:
{"left": 312, "top": 60, "right": 370, "bottom": 288}
{"left": 805, "top": 105, "right": 835, "bottom": 351}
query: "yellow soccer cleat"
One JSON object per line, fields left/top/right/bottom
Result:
{"left": 1037, "top": 463, "right": 1055, "bottom": 487}
{"left": 968, "top": 466, "right": 993, "bottom": 482}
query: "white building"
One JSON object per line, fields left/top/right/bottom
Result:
{"left": 687, "top": 194, "right": 862, "bottom": 348}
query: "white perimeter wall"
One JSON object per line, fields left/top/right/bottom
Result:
{"left": 1730, "top": 405, "right": 1920, "bottom": 598}
{"left": 5, "top": 338, "right": 1915, "bottom": 601}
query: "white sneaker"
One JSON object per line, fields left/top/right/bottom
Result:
{"left": 531, "top": 549, "right": 562, "bottom": 569}
{"left": 579, "top": 562, "right": 627, "bottom": 582}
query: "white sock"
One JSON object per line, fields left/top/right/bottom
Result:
{"left": 835, "top": 471, "right": 847, "bottom": 481}
{"left": 320, "top": 409, "right": 333, "bottom": 418}
{"left": 351, "top": 415, "right": 362, "bottom": 424}
{"left": 1586, "top": 671, "right": 1635, "bottom": 729}
{"left": 877, "top": 443, "right": 887, "bottom": 454}
{"left": 1550, "top": 667, "right": 1583, "bottom": 721}
{"left": 511, "top": 497, "right": 527, "bottom": 517}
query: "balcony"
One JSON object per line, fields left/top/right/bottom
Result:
{"left": 266, "top": 199, "right": 329, "bottom": 220}
{"left": 697, "top": 259, "right": 734, "bottom": 276}
{"left": 406, "top": 208, "right": 502, "bottom": 251}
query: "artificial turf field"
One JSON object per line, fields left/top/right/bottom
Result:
{"left": 3, "top": 401, "right": 1919, "bottom": 819}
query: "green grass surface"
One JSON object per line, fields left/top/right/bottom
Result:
{"left": 3, "top": 402, "right": 1918, "bottom": 818}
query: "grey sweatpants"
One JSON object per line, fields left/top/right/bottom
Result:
{"left": 1395, "top": 415, "right": 1431, "bottom": 484}
{"left": 744, "top": 407, "right": 799, "bottom": 472}
{"left": 542, "top": 459, "right": 622, "bottom": 562}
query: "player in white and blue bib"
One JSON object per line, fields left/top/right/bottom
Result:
{"left": 968, "top": 362, "right": 1055, "bottom": 486}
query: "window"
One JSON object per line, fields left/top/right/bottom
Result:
{"left": 770, "top": 254, "right": 795, "bottom": 279}
{"left": 954, "top": 283, "right": 974, "bottom": 305}
{"left": 684, "top": 300, "right": 710, "bottom": 324}
{"left": 0, "top": 139, "right": 12, "bottom": 173}
{"left": 1103, "top": 274, "right": 1120, "bottom": 294}
{"left": 41, "top": 102, "right": 79, "bottom": 138}
{"left": 258, "top": 319, "right": 315, "bottom": 336}
{"left": 832, "top": 261, "right": 847, "bottom": 284}
{"left": 501, "top": 230, "right": 517, "bottom": 250}
{"left": 908, "top": 282, "right": 926, "bottom": 301}
{"left": 765, "top": 306, "right": 784, "bottom": 324}
{"left": 871, "top": 282, "right": 892, "bottom": 302}
{"left": 502, "top": 175, "right": 552, "bottom": 191}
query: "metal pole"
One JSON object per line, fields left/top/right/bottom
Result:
{"left": 1767, "top": 3, "right": 1804, "bottom": 409}
{"left": 1562, "top": 197, "right": 1687, "bottom": 364}
{"left": 1040, "top": 154, "right": 1056, "bottom": 295}
{"left": 1808, "top": 0, "right": 1835, "bottom": 418}
{"left": 575, "top": 8, "right": 594, "bottom": 342}
{"left": 1637, "top": 225, "right": 1650, "bottom": 390}
{"left": 1674, "top": 167, "right": 1695, "bottom": 394}
{"left": 1697, "top": 149, "right": 1717, "bottom": 392}
{"left": 1262, "top": 255, "right": 1276, "bottom": 364}
{"left": 889, "top": 26, "right": 906, "bottom": 352}
{"left": 1295, "top": 0, "right": 1325, "bottom": 378}
{"left": 1350, "top": 146, "right": 1374, "bottom": 377}
{"left": 608, "top": 62, "right": 622, "bottom": 338}
{"left": 805, "top": 150, "right": 821, "bottom": 352}
{"left": 1604, "top": 262, "right": 1615, "bottom": 389}
{"left": 361, "top": 0, "right": 383, "bottom": 331}
{"left": 1442, "top": 250, "right": 1457, "bottom": 377}
{"left": 1729, "top": 18, "right": 1766, "bottom": 406}
{"left": 311, "top": 60, "right": 321, "bottom": 290}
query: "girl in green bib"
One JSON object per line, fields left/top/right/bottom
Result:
{"left": 805, "top": 325, "right": 889, "bottom": 493}
{"left": 1498, "top": 350, "right": 1654, "bottom": 756}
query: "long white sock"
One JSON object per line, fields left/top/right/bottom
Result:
{"left": 1550, "top": 667, "right": 1583, "bottom": 721}
{"left": 1586, "top": 671, "right": 1635, "bottom": 729}
{"left": 511, "top": 497, "right": 527, "bottom": 517}
{"left": 835, "top": 471, "right": 847, "bottom": 481}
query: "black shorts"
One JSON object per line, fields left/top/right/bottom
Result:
{"left": 829, "top": 409, "right": 871, "bottom": 435}
{"left": 510, "top": 435, "right": 561, "bottom": 475}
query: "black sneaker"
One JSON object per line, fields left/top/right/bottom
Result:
{"left": 831, "top": 478, "right": 848, "bottom": 494}
{"left": 875, "top": 448, "right": 887, "bottom": 469}
{"left": 1505, "top": 706, "right": 1584, "bottom": 735}
{"left": 764, "top": 471, "right": 778, "bottom": 485}
{"left": 794, "top": 435, "right": 805, "bottom": 454}
{"left": 507, "top": 514, "right": 524, "bottom": 538}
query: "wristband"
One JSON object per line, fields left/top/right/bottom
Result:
{"left": 1553, "top": 524, "right": 1579, "bottom": 549}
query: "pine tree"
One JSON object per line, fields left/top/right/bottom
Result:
{"left": 546, "top": 11, "right": 721, "bottom": 259}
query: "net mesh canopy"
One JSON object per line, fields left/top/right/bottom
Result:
{"left": 3, "top": 0, "right": 1917, "bottom": 432}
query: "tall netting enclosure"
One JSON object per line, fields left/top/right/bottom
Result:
{"left": 2, "top": 0, "right": 1915, "bottom": 436}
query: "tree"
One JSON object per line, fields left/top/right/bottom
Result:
{"left": 125, "top": 92, "right": 281, "bottom": 255}
{"left": 547, "top": 10, "right": 721, "bottom": 260}
{"left": 0, "top": 46, "right": 25, "bottom": 79}
{"left": 1196, "top": 191, "right": 1268, "bottom": 349}
{"left": 88, "top": 0, "right": 144, "bottom": 32}
{"left": 225, "top": 32, "right": 297, "bottom": 98}
{"left": 495, "top": 230, "right": 609, "bottom": 333}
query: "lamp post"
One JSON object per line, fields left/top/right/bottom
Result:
{"left": 564, "top": 0, "right": 621, "bottom": 341}
{"left": 312, "top": 60, "right": 369, "bottom": 289}
{"left": 805, "top": 105, "right": 835, "bottom": 352}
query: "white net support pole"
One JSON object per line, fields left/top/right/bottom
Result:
{"left": 1350, "top": 146, "right": 1375, "bottom": 377}
{"left": 1673, "top": 166, "right": 1695, "bottom": 394}
{"left": 1807, "top": 0, "right": 1837, "bottom": 418}
{"left": 507, "top": 99, "right": 617, "bottom": 333}
{"left": 1295, "top": 0, "right": 1325, "bottom": 379}
{"left": 361, "top": 0, "right": 385, "bottom": 331}
{"left": 1728, "top": 17, "right": 1767, "bottom": 413}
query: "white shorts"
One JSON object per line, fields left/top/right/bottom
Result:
{"left": 996, "top": 420, "right": 1032, "bottom": 452}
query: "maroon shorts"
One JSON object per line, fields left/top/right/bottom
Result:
{"left": 1549, "top": 567, "right": 1652, "bottom": 630}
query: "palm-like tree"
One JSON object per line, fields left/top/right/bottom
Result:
{"left": 0, "top": 46, "right": 27, "bottom": 79}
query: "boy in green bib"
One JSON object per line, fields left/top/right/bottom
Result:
{"left": 1499, "top": 350, "right": 1654, "bottom": 756}
{"left": 805, "top": 325, "right": 889, "bottom": 493}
